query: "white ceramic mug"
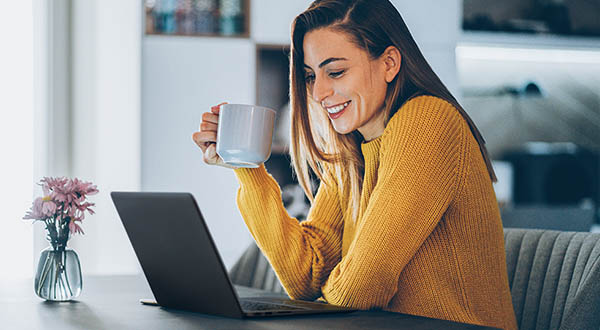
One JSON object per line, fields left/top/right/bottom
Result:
{"left": 216, "top": 104, "right": 276, "bottom": 168}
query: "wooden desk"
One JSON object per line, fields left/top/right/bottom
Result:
{"left": 0, "top": 275, "right": 498, "bottom": 329}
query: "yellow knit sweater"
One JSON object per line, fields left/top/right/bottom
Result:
{"left": 234, "top": 95, "right": 517, "bottom": 330}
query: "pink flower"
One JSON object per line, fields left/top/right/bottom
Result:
{"left": 23, "top": 197, "right": 45, "bottom": 220}
{"left": 24, "top": 176, "right": 98, "bottom": 236}
{"left": 40, "top": 198, "right": 57, "bottom": 217}
{"left": 40, "top": 176, "right": 98, "bottom": 202}
{"left": 69, "top": 221, "right": 85, "bottom": 235}
{"left": 23, "top": 196, "right": 57, "bottom": 220}
{"left": 76, "top": 200, "right": 96, "bottom": 214}
{"left": 71, "top": 178, "right": 99, "bottom": 196}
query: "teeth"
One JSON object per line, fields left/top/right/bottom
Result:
{"left": 326, "top": 102, "right": 349, "bottom": 114}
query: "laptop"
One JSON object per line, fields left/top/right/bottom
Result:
{"left": 110, "top": 191, "right": 356, "bottom": 318}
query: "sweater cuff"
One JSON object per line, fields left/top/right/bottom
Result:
{"left": 233, "top": 163, "right": 273, "bottom": 189}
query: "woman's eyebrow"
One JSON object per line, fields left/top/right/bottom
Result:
{"left": 304, "top": 57, "right": 348, "bottom": 70}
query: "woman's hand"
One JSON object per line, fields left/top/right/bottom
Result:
{"left": 192, "top": 102, "right": 239, "bottom": 169}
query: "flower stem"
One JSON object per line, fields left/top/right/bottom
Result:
{"left": 61, "top": 251, "right": 73, "bottom": 297}
{"left": 36, "top": 252, "right": 52, "bottom": 296}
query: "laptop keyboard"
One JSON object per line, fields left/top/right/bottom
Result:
{"left": 241, "top": 300, "right": 304, "bottom": 311}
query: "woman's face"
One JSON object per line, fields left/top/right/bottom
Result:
{"left": 303, "top": 28, "right": 390, "bottom": 141}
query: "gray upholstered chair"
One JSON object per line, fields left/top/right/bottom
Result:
{"left": 230, "top": 229, "right": 600, "bottom": 329}
{"left": 229, "top": 243, "right": 284, "bottom": 293}
{"left": 504, "top": 228, "right": 600, "bottom": 330}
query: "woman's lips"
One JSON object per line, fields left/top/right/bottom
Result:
{"left": 327, "top": 101, "right": 350, "bottom": 120}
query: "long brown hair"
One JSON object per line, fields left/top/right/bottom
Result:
{"left": 289, "top": 0, "right": 496, "bottom": 220}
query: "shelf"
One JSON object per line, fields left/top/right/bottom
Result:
{"left": 144, "top": 0, "right": 250, "bottom": 39}
{"left": 460, "top": 31, "right": 600, "bottom": 50}
{"left": 145, "top": 32, "right": 249, "bottom": 39}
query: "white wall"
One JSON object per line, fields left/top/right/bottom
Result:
{"left": 391, "top": 0, "right": 461, "bottom": 100}
{"left": 32, "top": 0, "right": 78, "bottom": 275}
{"left": 68, "top": 0, "right": 142, "bottom": 275}
{"left": 142, "top": 37, "right": 256, "bottom": 268}
{"left": 250, "top": 0, "right": 313, "bottom": 44}
{"left": 0, "top": 0, "right": 34, "bottom": 279}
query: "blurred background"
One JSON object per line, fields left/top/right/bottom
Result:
{"left": 1, "top": 0, "right": 599, "bottom": 280}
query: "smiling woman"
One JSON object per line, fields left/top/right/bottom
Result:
{"left": 192, "top": 1, "right": 517, "bottom": 329}
{"left": 302, "top": 28, "right": 392, "bottom": 139}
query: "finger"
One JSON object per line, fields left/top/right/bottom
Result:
{"left": 195, "top": 131, "right": 217, "bottom": 144}
{"left": 211, "top": 102, "right": 227, "bottom": 115}
{"left": 192, "top": 132, "right": 209, "bottom": 152}
{"left": 204, "top": 143, "right": 219, "bottom": 164}
{"left": 200, "top": 121, "right": 218, "bottom": 132}
{"left": 193, "top": 131, "right": 217, "bottom": 148}
{"left": 202, "top": 112, "right": 219, "bottom": 124}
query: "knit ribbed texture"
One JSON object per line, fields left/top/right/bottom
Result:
{"left": 234, "top": 96, "right": 517, "bottom": 330}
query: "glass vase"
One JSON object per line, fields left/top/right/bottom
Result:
{"left": 34, "top": 220, "right": 82, "bottom": 301}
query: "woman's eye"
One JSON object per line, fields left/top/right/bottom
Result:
{"left": 329, "top": 70, "right": 345, "bottom": 78}
{"left": 305, "top": 74, "right": 315, "bottom": 84}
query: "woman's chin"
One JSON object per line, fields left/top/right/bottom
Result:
{"left": 331, "top": 123, "right": 353, "bottom": 135}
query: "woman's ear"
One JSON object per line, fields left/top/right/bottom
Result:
{"left": 382, "top": 46, "right": 401, "bottom": 83}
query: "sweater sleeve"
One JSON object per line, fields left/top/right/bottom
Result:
{"left": 234, "top": 164, "right": 344, "bottom": 300}
{"left": 321, "top": 97, "right": 464, "bottom": 309}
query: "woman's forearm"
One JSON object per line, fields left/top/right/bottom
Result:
{"left": 234, "top": 165, "right": 344, "bottom": 300}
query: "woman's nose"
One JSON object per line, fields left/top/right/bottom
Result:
{"left": 312, "top": 76, "right": 333, "bottom": 103}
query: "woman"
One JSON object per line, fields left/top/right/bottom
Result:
{"left": 192, "top": 0, "right": 517, "bottom": 329}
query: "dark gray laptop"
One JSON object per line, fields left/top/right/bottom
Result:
{"left": 110, "top": 191, "right": 356, "bottom": 318}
